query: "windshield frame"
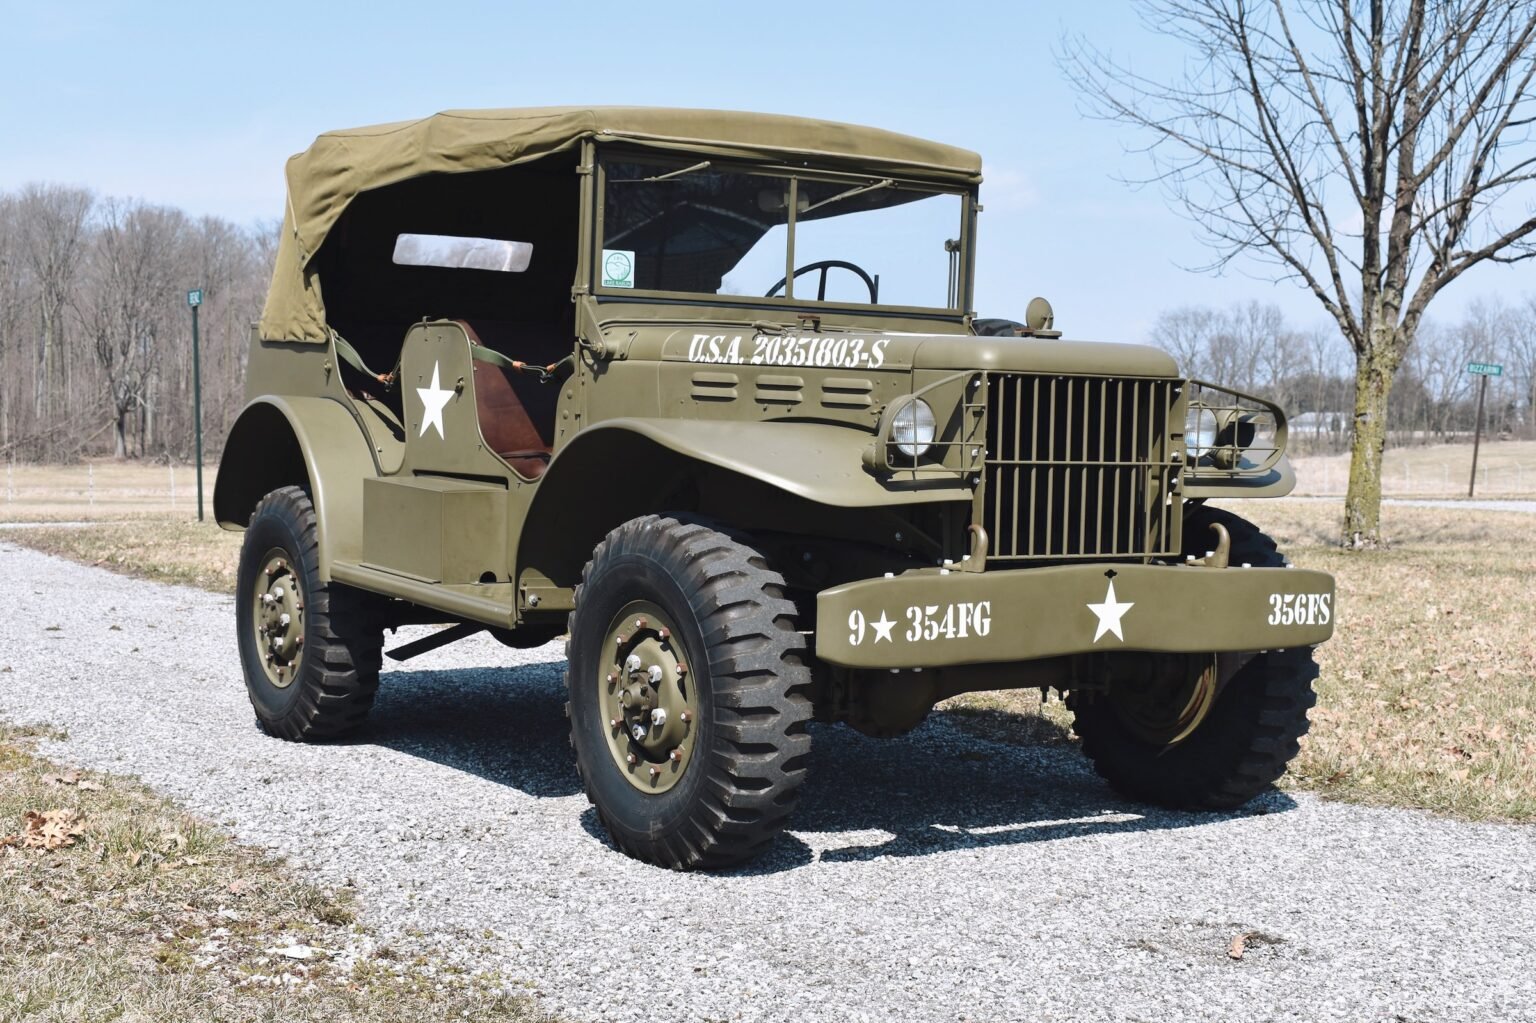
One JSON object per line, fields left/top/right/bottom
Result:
{"left": 590, "top": 145, "right": 976, "bottom": 319}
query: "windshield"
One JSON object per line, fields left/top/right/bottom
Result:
{"left": 599, "top": 156, "right": 966, "bottom": 310}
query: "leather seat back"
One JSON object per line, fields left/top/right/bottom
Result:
{"left": 457, "top": 321, "right": 557, "bottom": 479}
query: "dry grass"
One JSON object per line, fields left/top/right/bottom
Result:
{"left": 0, "top": 459, "right": 219, "bottom": 523}
{"left": 1, "top": 517, "right": 243, "bottom": 592}
{"left": 1290, "top": 438, "right": 1536, "bottom": 497}
{"left": 0, "top": 721, "right": 549, "bottom": 1023}
{"left": 942, "top": 499, "right": 1536, "bottom": 822}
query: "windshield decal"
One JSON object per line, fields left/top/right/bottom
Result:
{"left": 601, "top": 249, "right": 636, "bottom": 289}
{"left": 687, "top": 333, "right": 892, "bottom": 369}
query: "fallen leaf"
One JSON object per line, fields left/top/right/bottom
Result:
{"left": 76, "top": 780, "right": 103, "bottom": 792}
{"left": 1, "top": 666, "right": 12, "bottom": 673}
{"left": 162, "top": 832, "right": 187, "bottom": 853}
{"left": 1228, "top": 932, "right": 1255, "bottom": 960}
{"left": 22, "top": 810, "right": 86, "bottom": 850}
{"left": 128, "top": 850, "right": 145, "bottom": 867}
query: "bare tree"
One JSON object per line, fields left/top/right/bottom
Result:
{"left": 17, "top": 185, "right": 93, "bottom": 427}
{"left": 1063, "top": 1, "right": 1536, "bottom": 546}
{"left": 75, "top": 199, "right": 189, "bottom": 458}
{"left": 0, "top": 194, "right": 21, "bottom": 448}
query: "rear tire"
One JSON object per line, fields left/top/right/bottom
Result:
{"left": 236, "top": 486, "right": 384, "bottom": 741}
{"left": 565, "top": 515, "right": 813, "bottom": 869}
{"left": 1069, "top": 507, "right": 1318, "bottom": 809}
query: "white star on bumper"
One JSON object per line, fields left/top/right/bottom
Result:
{"left": 416, "top": 361, "right": 453, "bottom": 439}
{"left": 1087, "top": 579, "right": 1135, "bottom": 643}
{"left": 870, "top": 611, "right": 896, "bottom": 643}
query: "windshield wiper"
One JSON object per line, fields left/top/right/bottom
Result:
{"left": 798, "top": 178, "right": 894, "bottom": 216}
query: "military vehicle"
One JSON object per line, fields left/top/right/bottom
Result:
{"left": 217, "top": 108, "right": 1334, "bottom": 870}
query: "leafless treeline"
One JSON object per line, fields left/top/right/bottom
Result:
{"left": 1153, "top": 298, "right": 1536, "bottom": 453}
{"left": 0, "top": 183, "right": 275, "bottom": 462}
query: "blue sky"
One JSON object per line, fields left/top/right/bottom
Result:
{"left": 1, "top": 0, "right": 1528, "bottom": 343}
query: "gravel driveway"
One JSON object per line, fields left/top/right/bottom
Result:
{"left": 4, "top": 540, "right": 1534, "bottom": 1023}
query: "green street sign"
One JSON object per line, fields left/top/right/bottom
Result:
{"left": 1467, "top": 361, "right": 1502, "bottom": 377}
{"left": 187, "top": 289, "right": 203, "bottom": 307}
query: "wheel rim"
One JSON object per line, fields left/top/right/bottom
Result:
{"left": 1107, "top": 655, "right": 1219, "bottom": 747}
{"left": 596, "top": 600, "right": 698, "bottom": 794}
{"left": 252, "top": 549, "right": 305, "bottom": 689}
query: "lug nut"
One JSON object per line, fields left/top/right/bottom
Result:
{"left": 610, "top": 718, "right": 621, "bottom": 729}
{"left": 625, "top": 753, "right": 637, "bottom": 765}
{"left": 648, "top": 767, "right": 660, "bottom": 779}
{"left": 279, "top": 613, "right": 291, "bottom": 628}
{"left": 624, "top": 654, "right": 642, "bottom": 673}
{"left": 669, "top": 747, "right": 683, "bottom": 762}
{"left": 651, "top": 708, "right": 667, "bottom": 728}
{"left": 680, "top": 711, "right": 691, "bottom": 723}
{"left": 658, "top": 627, "right": 670, "bottom": 640}
{"left": 647, "top": 665, "right": 664, "bottom": 684}
{"left": 631, "top": 724, "right": 647, "bottom": 742}
{"left": 634, "top": 617, "right": 648, "bottom": 630}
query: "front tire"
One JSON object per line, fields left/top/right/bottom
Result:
{"left": 1069, "top": 507, "right": 1319, "bottom": 809}
{"left": 236, "top": 486, "right": 384, "bottom": 741}
{"left": 565, "top": 515, "right": 813, "bottom": 869}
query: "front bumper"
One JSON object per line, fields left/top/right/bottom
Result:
{"left": 815, "top": 562, "right": 1334, "bottom": 669}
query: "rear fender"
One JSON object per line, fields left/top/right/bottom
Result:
{"left": 213, "top": 396, "right": 377, "bottom": 579}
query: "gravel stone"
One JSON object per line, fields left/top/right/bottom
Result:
{"left": 3, "top": 539, "right": 1534, "bottom": 1022}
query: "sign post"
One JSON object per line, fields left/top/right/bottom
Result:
{"left": 1466, "top": 361, "right": 1502, "bottom": 498}
{"left": 187, "top": 289, "right": 205, "bottom": 521}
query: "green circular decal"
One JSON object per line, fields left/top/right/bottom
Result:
{"left": 604, "top": 251, "right": 633, "bottom": 283}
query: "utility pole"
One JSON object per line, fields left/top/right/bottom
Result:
{"left": 1466, "top": 361, "right": 1503, "bottom": 499}
{"left": 187, "top": 289, "right": 205, "bottom": 521}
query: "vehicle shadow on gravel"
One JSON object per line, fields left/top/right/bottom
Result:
{"left": 358, "top": 662, "right": 1296, "bottom": 870}
{"left": 776, "top": 715, "right": 1298, "bottom": 869}
{"left": 359, "top": 662, "right": 581, "bottom": 799}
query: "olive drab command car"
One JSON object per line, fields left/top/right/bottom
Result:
{"left": 217, "top": 107, "right": 1335, "bottom": 870}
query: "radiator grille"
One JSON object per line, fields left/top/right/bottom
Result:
{"left": 982, "top": 374, "right": 1180, "bottom": 561}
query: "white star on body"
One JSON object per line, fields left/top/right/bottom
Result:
{"left": 870, "top": 611, "right": 896, "bottom": 643}
{"left": 416, "top": 361, "right": 453, "bottom": 439}
{"left": 1087, "top": 579, "right": 1135, "bottom": 643}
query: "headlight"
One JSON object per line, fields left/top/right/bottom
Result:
{"left": 890, "top": 398, "right": 938, "bottom": 459}
{"left": 1184, "top": 404, "right": 1218, "bottom": 461}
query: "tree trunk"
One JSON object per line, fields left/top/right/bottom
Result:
{"left": 1342, "top": 342, "right": 1399, "bottom": 548}
{"left": 113, "top": 410, "right": 127, "bottom": 460}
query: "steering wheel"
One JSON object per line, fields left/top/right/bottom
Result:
{"left": 765, "top": 260, "right": 879, "bottom": 303}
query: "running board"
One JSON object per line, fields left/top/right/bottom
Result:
{"left": 331, "top": 561, "right": 516, "bottom": 629}
{"left": 386, "top": 622, "right": 485, "bottom": 662}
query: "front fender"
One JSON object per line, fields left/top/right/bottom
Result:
{"left": 518, "top": 419, "right": 973, "bottom": 591}
{"left": 214, "top": 395, "right": 377, "bottom": 580}
{"left": 558, "top": 418, "right": 972, "bottom": 508}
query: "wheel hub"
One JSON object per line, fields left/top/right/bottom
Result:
{"left": 1108, "top": 654, "right": 1219, "bottom": 747}
{"left": 599, "top": 603, "right": 697, "bottom": 793}
{"left": 253, "top": 552, "right": 305, "bottom": 688}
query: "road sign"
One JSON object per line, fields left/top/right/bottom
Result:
{"left": 1467, "top": 361, "right": 1502, "bottom": 376}
{"left": 187, "top": 289, "right": 203, "bottom": 307}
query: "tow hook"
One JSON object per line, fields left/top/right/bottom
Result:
{"left": 1187, "top": 522, "right": 1232, "bottom": 569}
